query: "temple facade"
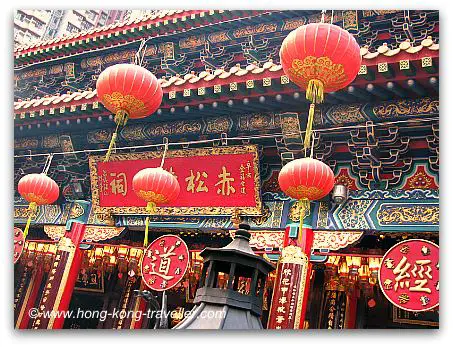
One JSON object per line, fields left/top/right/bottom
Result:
{"left": 14, "top": 10, "right": 439, "bottom": 329}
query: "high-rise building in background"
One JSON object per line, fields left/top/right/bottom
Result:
{"left": 14, "top": 10, "right": 129, "bottom": 47}
{"left": 124, "top": 10, "right": 162, "bottom": 21}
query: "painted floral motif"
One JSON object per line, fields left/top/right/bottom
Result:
{"left": 407, "top": 172, "right": 434, "bottom": 189}
{"left": 102, "top": 92, "right": 147, "bottom": 116}
{"left": 312, "top": 231, "right": 363, "bottom": 250}
{"left": 378, "top": 205, "right": 439, "bottom": 225}
{"left": 336, "top": 200, "right": 373, "bottom": 229}
{"left": 289, "top": 56, "right": 348, "bottom": 91}
{"left": 373, "top": 97, "right": 439, "bottom": 119}
{"left": 403, "top": 165, "right": 438, "bottom": 190}
{"left": 328, "top": 104, "right": 366, "bottom": 124}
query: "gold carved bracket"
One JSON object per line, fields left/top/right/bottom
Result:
{"left": 228, "top": 230, "right": 363, "bottom": 251}
{"left": 44, "top": 225, "right": 125, "bottom": 242}
{"left": 312, "top": 230, "right": 364, "bottom": 250}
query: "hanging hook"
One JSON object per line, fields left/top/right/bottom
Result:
{"left": 221, "top": 132, "right": 228, "bottom": 146}
{"left": 159, "top": 138, "right": 169, "bottom": 168}
{"left": 42, "top": 154, "right": 54, "bottom": 175}
{"left": 321, "top": 10, "right": 326, "bottom": 23}
{"left": 41, "top": 154, "right": 50, "bottom": 173}
{"left": 135, "top": 39, "right": 148, "bottom": 67}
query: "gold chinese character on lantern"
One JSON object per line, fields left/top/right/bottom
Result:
{"left": 393, "top": 256, "right": 411, "bottom": 291}
{"left": 398, "top": 293, "right": 410, "bottom": 304}
{"left": 109, "top": 172, "right": 127, "bottom": 196}
{"left": 215, "top": 166, "right": 236, "bottom": 196}
{"left": 185, "top": 170, "right": 209, "bottom": 193}
{"left": 148, "top": 245, "right": 177, "bottom": 281}
{"left": 408, "top": 259, "right": 433, "bottom": 294}
{"left": 392, "top": 257, "right": 433, "bottom": 293}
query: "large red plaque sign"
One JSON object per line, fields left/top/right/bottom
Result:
{"left": 378, "top": 239, "right": 439, "bottom": 312}
{"left": 89, "top": 145, "right": 261, "bottom": 216}
{"left": 141, "top": 235, "right": 189, "bottom": 292}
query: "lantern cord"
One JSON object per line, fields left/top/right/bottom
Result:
{"left": 104, "top": 110, "right": 128, "bottom": 162}
{"left": 304, "top": 103, "right": 316, "bottom": 149}
{"left": 304, "top": 79, "right": 324, "bottom": 149}
{"left": 144, "top": 201, "right": 156, "bottom": 247}
{"left": 41, "top": 154, "right": 51, "bottom": 174}
{"left": 310, "top": 130, "right": 315, "bottom": 159}
{"left": 144, "top": 216, "right": 150, "bottom": 247}
{"left": 23, "top": 202, "right": 37, "bottom": 239}
{"left": 331, "top": 10, "right": 334, "bottom": 24}
{"left": 297, "top": 199, "right": 310, "bottom": 245}
{"left": 42, "top": 154, "right": 54, "bottom": 175}
{"left": 134, "top": 39, "right": 147, "bottom": 67}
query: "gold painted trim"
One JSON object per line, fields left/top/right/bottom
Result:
{"left": 392, "top": 306, "right": 439, "bottom": 327}
{"left": 280, "top": 245, "right": 309, "bottom": 265}
{"left": 44, "top": 225, "right": 125, "bottom": 242}
{"left": 293, "top": 254, "right": 309, "bottom": 329}
{"left": 89, "top": 145, "right": 263, "bottom": 216}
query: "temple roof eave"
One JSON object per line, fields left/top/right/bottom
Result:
{"left": 13, "top": 41, "right": 439, "bottom": 117}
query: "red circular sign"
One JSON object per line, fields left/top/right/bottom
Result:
{"left": 378, "top": 239, "right": 439, "bottom": 312}
{"left": 14, "top": 227, "right": 25, "bottom": 264}
{"left": 141, "top": 235, "right": 189, "bottom": 292}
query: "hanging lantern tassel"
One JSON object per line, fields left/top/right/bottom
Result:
{"left": 306, "top": 79, "right": 324, "bottom": 104}
{"left": 143, "top": 201, "right": 156, "bottom": 247}
{"left": 304, "top": 79, "right": 324, "bottom": 149}
{"left": 23, "top": 202, "right": 38, "bottom": 240}
{"left": 104, "top": 110, "right": 129, "bottom": 162}
{"left": 297, "top": 198, "right": 310, "bottom": 244}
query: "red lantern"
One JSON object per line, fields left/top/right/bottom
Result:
{"left": 278, "top": 158, "right": 334, "bottom": 234}
{"left": 132, "top": 167, "right": 180, "bottom": 246}
{"left": 17, "top": 173, "right": 59, "bottom": 239}
{"left": 280, "top": 22, "right": 361, "bottom": 148}
{"left": 96, "top": 63, "right": 163, "bottom": 161}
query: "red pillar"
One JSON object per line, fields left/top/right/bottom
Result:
{"left": 345, "top": 287, "right": 359, "bottom": 329}
{"left": 30, "top": 221, "right": 87, "bottom": 329}
{"left": 129, "top": 283, "right": 148, "bottom": 329}
{"left": 16, "top": 267, "right": 44, "bottom": 329}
